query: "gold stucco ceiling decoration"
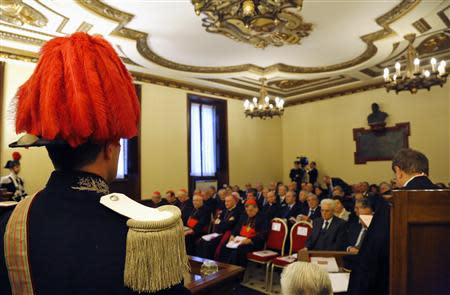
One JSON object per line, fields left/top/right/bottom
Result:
{"left": 268, "top": 78, "right": 328, "bottom": 90}
{"left": 0, "top": 0, "right": 48, "bottom": 27}
{"left": 77, "top": 0, "right": 420, "bottom": 74}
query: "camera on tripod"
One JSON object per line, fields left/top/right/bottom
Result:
{"left": 295, "top": 156, "right": 309, "bottom": 168}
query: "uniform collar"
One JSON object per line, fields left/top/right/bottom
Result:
{"left": 45, "top": 170, "right": 110, "bottom": 195}
{"left": 403, "top": 173, "right": 426, "bottom": 187}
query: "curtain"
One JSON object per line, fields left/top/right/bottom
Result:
{"left": 190, "top": 103, "right": 202, "bottom": 176}
{"left": 201, "top": 104, "right": 217, "bottom": 176}
{"left": 190, "top": 103, "right": 217, "bottom": 177}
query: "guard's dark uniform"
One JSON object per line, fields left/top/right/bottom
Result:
{"left": 0, "top": 170, "right": 190, "bottom": 295}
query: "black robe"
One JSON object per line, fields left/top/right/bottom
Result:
{"left": 0, "top": 170, "right": 190, "bottom": 295}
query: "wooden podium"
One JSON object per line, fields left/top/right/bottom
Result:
{"left": 389, "top": 189, "right": 450, "bottom": 295}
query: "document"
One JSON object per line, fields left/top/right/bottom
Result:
{"left": 359, "top": 214, "right": 373, "bottom": 228}
{"left": 271, "top": 222, "right": 281, "bottom": 231}
{"left": 297, "top": 226, "right": 308, "bottom": 236}
{"left": 201, "top": 233, "right": 222, "bottom": 241}
{"left": 226, "top": 236, "right": 246, "bottom": 249}
{"left": 277, "top": 253, "right": 298, "bottom": 263}
{"left": 310, "top": 257, "right": 339, "bottom": 273}
{"left": 328, "top": 272, "right": 350, "bottom": 292}
{"left": 252, "top": 250, "right": 278, "bottom": 257}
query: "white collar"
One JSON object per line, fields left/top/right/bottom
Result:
{"left": 403, "top": 173, "right": 425, "bottom": 187}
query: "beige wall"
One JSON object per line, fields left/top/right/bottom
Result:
{"left": 140, "top": 84, "right": 283, "bottom": 198}
{"left": 1, "top": 61, "right": 283, "bottom": 198}
{"left": 282, "top": 83, "right": 450, "bottom": 186}
{"left": 1, "top": 61, "right": 54, "bottom": 194}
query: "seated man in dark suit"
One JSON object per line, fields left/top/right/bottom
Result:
{"left": 305, "top": 199, "right": 347, "bottom": 251}
{"left": 262, "top": 190, "right": 280, "bottom": 220}
{"left": 346, "top": 198, "right": 373, "bottom": 255}
{"left": 177, "top": 189, "right": 193, "bottom": 225}
{"left": 278, "top": 191, "right": 302, "bottom": 225}
{"left": 142, "top": 191, "right": 169, "bottom": 208}
{"left": 185, "top": 194, "right": 210, "bottom": 255}
{"left": 392, "top": 148, "right": 439, "bottom": 189}
{"left": 165, "top": 190, "right": 180, "bottom": 207}
{"left": 297, "top": 193, "right": 321, "bottom": 222}
{"left": 196, "top": 194, "right": 241, "bottom": 259}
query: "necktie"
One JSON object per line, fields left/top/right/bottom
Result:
{"left": 309, "top": 209, "right": 314, "bottom": 217}
{"left": 323, "top": 221, "right": 329, "bottom": 230}
{"left": 355, "top": 228, "right": 367, "bottom": 248}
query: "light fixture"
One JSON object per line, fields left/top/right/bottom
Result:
{"left": 243, "top": 78, "right": 284, "bottom": 119}
{"left": 191, "top": 0, "right": 313, "bottom": 48}
{"left": 383, "top": 34, "right": 448, "bottom": 94}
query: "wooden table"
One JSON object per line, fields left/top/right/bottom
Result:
{"left": 185, "top": 256, "right": 245, "bottom": 294}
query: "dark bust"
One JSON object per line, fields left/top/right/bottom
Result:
{"left": 367, "top": 103, "right": 388, "bottom": 128}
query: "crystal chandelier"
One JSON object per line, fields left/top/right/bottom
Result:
{"left": 191, "top": 0, "right": 312, "bottom": 48}
{"left": 383, "top": 34, "right": 448, "bottom": 94}
{"left": 243, "top": 78, "right": 285, "bottom": 119}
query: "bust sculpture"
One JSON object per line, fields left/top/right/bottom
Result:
{"left": 367, "top": 103, "right": 388, "bottom": 129}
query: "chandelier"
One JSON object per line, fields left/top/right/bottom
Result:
{"left": 243, "top": 78, "right": 284, "bottom": 119}
{"left": 191, "top": 0, "right": 313, "bottom": 48}
{"left": 383, "top": 34, "right": 448, "bottom": 94}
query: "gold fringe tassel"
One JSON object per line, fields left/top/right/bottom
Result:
{"left": 124, "top": 205, "right": 190, "bottom": 293}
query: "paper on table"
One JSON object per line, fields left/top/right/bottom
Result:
{"left": 100, "top": 193, "right": 173, "bottom": 221}
{"left": 297, "top": 226, "right": 308, "bottom": 236}
{"left": 252, "top": 250, "right": 278, "bottom": 257}
{"left": 328, "top": 272, "right": 350, "bottom": 293}
{"left": 359, "top": 214, "right": 373, "bottom": 228}
{"left": 310, "top": 257, "right": 339, "bottom": 273}
{"left": 277, "top": 253, "right": 298, "bottom": 263}
{"left": 202, "top": 233, "right": 222, "bottom": 241}
{"left": 226, "top": 236, "right": 246, "bottom": 249}
{"left": 272, "top": 222, "right": 281, "bottom": 231}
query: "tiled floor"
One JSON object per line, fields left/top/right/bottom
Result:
{"left": 238, "top": 263, "right": 283, "bottom": 295}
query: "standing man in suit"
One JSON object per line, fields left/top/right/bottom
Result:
{"left": 308, "top": 162, "right": 319, "bottom": 185}
{"left": 305, "top": 199, "right": 347, "bottom": 251}
{"left": 346, "top": 198, "right": 373, "bottom": 254}
{"left": 392, "top": 148, "right": 439, "bottom": 189}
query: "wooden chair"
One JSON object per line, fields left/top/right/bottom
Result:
{"left": 268, "top": 220, "right": 313, "bottom": 292}
{"left": 245, "top": 218, "right": 288, "bottom": 290}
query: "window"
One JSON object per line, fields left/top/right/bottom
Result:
{"left": 190, "top": 103, "right": 217, "bottom": 177}
{"left": 116, "top": 138, "right": 128, "bottom": 179}
{"left": 188, "top": 95, "right": 228, "bottom": 194}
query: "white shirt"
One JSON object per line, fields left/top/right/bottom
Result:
{"left": 403, "top": 173, "right": 426, "bottom": 187}
{"left": 322, "top": 217, "right": 333, "bottom": 230}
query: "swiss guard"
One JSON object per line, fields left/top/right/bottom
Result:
{"left": 1, "top": 152, "right": 27, "bottom": 201}
{"left": 0, "top": 32, "right": 190, "bottom": 295}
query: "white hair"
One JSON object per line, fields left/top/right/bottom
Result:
{"left": 281, "top": 262, "right": 333, "bottom": 295}
{"left": 320, "top": 198, "right": 335, "bottom": 209}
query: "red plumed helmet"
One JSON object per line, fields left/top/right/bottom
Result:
{"left": 12, "top": 152, "right": 22, "bottom": 161}
{"left": 14, "top": 32, "right": 140, "bottom": 148}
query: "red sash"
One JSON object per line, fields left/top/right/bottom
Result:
{"left": 187, "top": 217, "right": 198, "bottom": 229}
{"left": 239, "top": 225, "right": 256, "bottom": 238}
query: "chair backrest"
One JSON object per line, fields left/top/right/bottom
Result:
{"left": 290, "top": 221, "right": 313, "bottom": 254}
{"left": 266, "top": 218, "right": 288, "bottom": 255}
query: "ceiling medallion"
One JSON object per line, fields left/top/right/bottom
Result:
{"left": 192, "top": 0, "right": 312, "bottom": 48}
{"left": 0, "top": 0, "right": 48, "bottom": 27}
{"left": 243, "top": 78, "right": 284, "bottom": 119}
{"left": 383, "top": 34, "right": 448, "bottom": 94}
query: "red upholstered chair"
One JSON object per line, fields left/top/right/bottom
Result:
{"left": 246, "top": 218, "right": 288, "bottom": 290}
{"left": 268, "top": 221, "right": 313, "bottom": 292}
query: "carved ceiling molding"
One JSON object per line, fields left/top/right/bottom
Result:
{"left": 0, "top": 0, "right": 48, "bottom": 27}
{"left": 268, "top": 77, "right": 328, "bottom": 90}
{"left": 77, "top": 0, "right": 421, "bottom": 74}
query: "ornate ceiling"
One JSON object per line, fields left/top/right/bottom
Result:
{"left": 0, "top": 0, "right": 449, "bottom": 105}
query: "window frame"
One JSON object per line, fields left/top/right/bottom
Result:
{"left": 187, "top": 94, "right": 229, "bottom": 195}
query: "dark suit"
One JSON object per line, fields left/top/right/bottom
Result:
{"left": 220, "top": 212, "right": 269, "bottom": 266}
{"left": 305, "top": 206, "right": 321, "bottom": 220}
{"left": 204, "top": 198, "right": 216, "bottom": 216}
{"left": 196, "top": 206, "right": 241, "bottom": 259}
{"left": 256, "top": 192, "right": 265, "bottom": 208}
{"left": 262, "top": 203, "right": 280, "bottom": 220}
{"left": 0, "top": 171, "right": 189, "bottom": 295}
{"left": 278, "top": 203, "right": 302, "bottom": 222}
{"left": 346, "top": 222, "right": 363, "bottom": 248}
{"left": 179, "top": 200, "right": 194, "bottom": 225}
{"left": 306, "top": 217, "right": 347, "bottom": 251}
{"left": 185, "top": 206, "right": 210, "bottom": 255}
{"left": 308, "top": 168, "right": 318, "bottom": 184}
{"left": 403, "top": 175, "right": 439, "bottom": 190}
